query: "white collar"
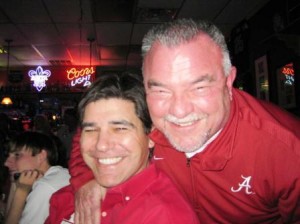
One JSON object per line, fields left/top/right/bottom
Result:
{"left": 185, "top": 129, "right": 222, "bottom": 158}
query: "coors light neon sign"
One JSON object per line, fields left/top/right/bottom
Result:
{"left": 66, "top": 67, "right": 95, "bottom": 87}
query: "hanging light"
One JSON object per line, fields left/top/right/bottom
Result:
{"left": 87, "top": 37, "right": 95, "bottom": 67}
{"left": 1, "top": 97, "right": 13, "bottom": 105}
{"left": 2, "top": 39, "right": 13, "bottom": 106}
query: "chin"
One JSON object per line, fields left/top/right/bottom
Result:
{"left": 97, "top": 178, "right": 121, "bottom": 188}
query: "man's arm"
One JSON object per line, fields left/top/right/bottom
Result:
{"left": 277, "top": 153, "right": 300, "bottom": 222}
{"left": 69, "top": 128, "right": 102, "bottom": 224}
{"left": 69, "top": 128, "right": 94, "bottom": 191}
{"left": 45, "top": 185, "right": 75, "bottom": 224}
{"left": 74, "top": 180, "right": 103, "bottom": 224}
{"left": 5, "top": 170, "right": 41, "bottom": 224}
{"left": 5, "top": 187, "right": 28, "bottom": 224}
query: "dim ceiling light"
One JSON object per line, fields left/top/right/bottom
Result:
{"left": 1, "top": 97, "right": 13, "bottom": 105}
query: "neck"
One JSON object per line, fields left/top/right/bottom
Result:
{"left": 38, "top": 163, "right": 51, "bottom": 175}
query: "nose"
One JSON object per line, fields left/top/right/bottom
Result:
{"left": 169, "top": 92, "right": 193, "bottom": 118}
{"left": 95, "top": 131, "right": 112, "bottom": 152}
{"left": 4, "top": 156, "right": 15, "bottom": 170}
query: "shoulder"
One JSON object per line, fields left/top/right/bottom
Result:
{"left": 38, "top": 166, "right": 70, "bottom": 189}
{"left": 48, "top": 185, "right": 75, "bottom": 224}
{"left": 233, "top": 89, "right": 300, "bottom": 149}
{"left": 50, "top": 184, "right": 74, "bottom": 205}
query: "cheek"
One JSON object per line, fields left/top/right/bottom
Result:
{"left": 82, "top": 153, "right": 94, "bottom": 170}
{"left": 80, "top": 136, "right": 96, "bottom": 153}
{"left": 147, "top": 96, "right": 167, "bottom": 118}
{"left": 16, "top": 158, "right": 34, "bottom": 171}
{"left": 194, "top": 99, "right": 216, "bottom": 113}
{"left": 193, "top": 92, "right": 224, "bottom": 114}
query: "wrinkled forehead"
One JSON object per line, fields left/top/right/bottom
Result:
{"left": 143, "top": 35, "right": 222, "bottom": 76}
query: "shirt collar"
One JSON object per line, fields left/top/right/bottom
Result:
{"left": 185, "top": 129, "right": 222, "bottom": 158}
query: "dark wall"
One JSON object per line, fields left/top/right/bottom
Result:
{"left": 229, "top": 0, "right": 300, "bottom": 116}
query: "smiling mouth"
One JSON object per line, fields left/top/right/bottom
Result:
{"left": 98, "top": 157, "right": 122, "bottom": 165}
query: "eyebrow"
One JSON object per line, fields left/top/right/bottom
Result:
{"left": 110, "top": 120, "right": 136, "bottom": 129}
{"left": 81, "top": 120, "right": 136, "bottom": 129}
{"left": 147, "top": 79, "right": 162, "bottom": 88}
{"left": 81, "top": 122, "right": 95, "bottom": 128}
{"left": 192, "top": 74, "right": 214, "bottom": 83}
{"left": 147, "top": 74, "right": 213, "bottom": 88}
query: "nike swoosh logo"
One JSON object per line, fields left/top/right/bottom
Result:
{"left": 153, "top": 155, "right": 164, "bottom": 160}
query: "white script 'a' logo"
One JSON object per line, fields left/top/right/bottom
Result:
{"left": 231, "top": 175, "right": 255, "bottom": 195}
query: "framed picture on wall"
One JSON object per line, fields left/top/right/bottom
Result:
{"left": 276, "top": 62, "right": 296, "bottom": 109}
{"left": 254, "top": 55, "right": 269, "bottom": 101}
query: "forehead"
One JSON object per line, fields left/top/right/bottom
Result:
{"left": 10, "top": 147, "right": 33, "bottom": 157}
{"left": 10, "top": 145, "right": 30, "bottom": 153}
{"left": 83, "top": 98, "right": 140, "bottom": 124}
{"left": 144, "top": 35, "right": 222, "bottom": 74}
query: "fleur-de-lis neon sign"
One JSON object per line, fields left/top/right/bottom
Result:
{"left": 28, "top": 66, "right": 51, "bottom": 92}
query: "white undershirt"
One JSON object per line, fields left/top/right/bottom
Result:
{"left": 185, "top": 129, "right": 222, "bottom": 158}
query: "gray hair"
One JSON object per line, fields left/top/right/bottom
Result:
{"left": 141, "top": 18, "right": 232, "bottom": 76}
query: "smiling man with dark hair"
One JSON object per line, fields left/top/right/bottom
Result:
{"left": 46, "top": 73, "right": 199, "bottom": 224}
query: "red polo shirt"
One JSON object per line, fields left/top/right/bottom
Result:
{"left": 46, "top": 164, "right": 199, "bottom": 224}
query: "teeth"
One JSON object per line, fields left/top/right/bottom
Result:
{"left": 170, "top": 118, "right": 197, "bottom": 126}
{"left": 98, "top": 157, "right": 122, "bottom": 165}
{"left": 165, "top": 114, "right": 201, "bottom": 127}
{"left": 176, "top": 121, "right": 194, "bottom": 126}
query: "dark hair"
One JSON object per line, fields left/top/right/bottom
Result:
{"left": 78, "top": 72, "right": 152, "bottom": 134}
{"left": 9, "top": 131, "right": 58, "bottom": 166}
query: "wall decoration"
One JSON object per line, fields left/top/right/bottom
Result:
{"left": 28, "top": 66, "right": 51, "bottom": 92}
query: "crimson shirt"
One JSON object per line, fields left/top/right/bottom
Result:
{"left": 46, "top": 164, "right": 199, "bottom": 224}
{"left": 151, "top": 89, "right": 300, "bottom": 223}
{"left": 69, "top": 89, "right": 300, "bottom": 223}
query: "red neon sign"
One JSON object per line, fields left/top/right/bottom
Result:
{"left": 281, "top": 63, "right": 294, "bottom": 76}
{"left": 280, "top": 63, "right": 295, "bottom": 86}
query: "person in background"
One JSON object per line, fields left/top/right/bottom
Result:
{"left": 45, "top": 72, "right": 199, "bottom": 224}
{"left": 32, "top": 114, "right": 52, "bottom": 135}
{"left": 69, "top": 19, "right": 300, "bottom": 223}
{"left": 0, "top": 113, "right": 23, "bottom": 223}
{"left": 33, "top": 114, "right": 68, "bottom": 168}
{"left": 0, "top": 113, "right": 12, "bottom": 223}
{"left": 4, "top": 131, "right": 70, "bottom": 224}
{"left": 56, "top": 108, "right": 78, "bottom": 164}
{"left": 0, "top": 113, "right": 11, "bottom": 192}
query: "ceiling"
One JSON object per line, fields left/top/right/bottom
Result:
{"left": 0, "top": 0, "right": 271, "bottom": 71}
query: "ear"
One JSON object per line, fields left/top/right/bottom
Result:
{"left": 226, "top": 66, "right": 237, "bottom": 100}
{"left": 148, "top": 139, "right": 155, "bottom": 149}
{"left": 38, "top": 149, "right": 48, "bottom": 163}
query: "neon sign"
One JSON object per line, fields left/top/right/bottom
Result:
{"left": 281, "top": 63, "right": 294, "bottom": 86}
{"left": 66, "top": 67, "right": 95, "bottom": 87}
{"left": 28, "top": 66, "right": 51, "bottom": 92}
